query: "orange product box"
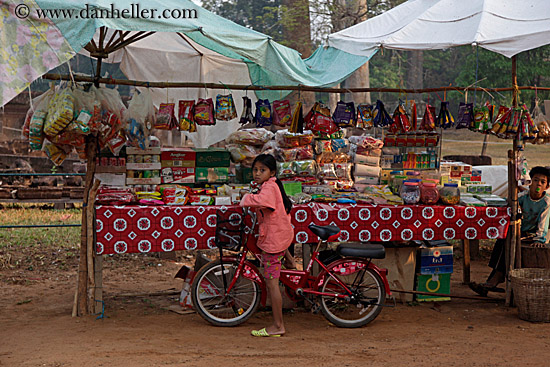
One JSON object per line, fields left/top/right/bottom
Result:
{"left": 161, "top": 148, "right": 196, "bottom": 166}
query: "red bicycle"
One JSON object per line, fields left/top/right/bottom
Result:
{"left": 191, "top": 208, "right": 391, "bottom": 328}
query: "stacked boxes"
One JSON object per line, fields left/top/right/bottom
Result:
{"left": 415, "top": 242, "right": 453, "bottom": 302}
{"left": 160, "top": 148, "right": 196, "bottom": 184}
{"left": 194, "top": 148, "right": 231, "bottom": 183}
{"left": 126, "top": 147, "right": 162, "bottom": 187}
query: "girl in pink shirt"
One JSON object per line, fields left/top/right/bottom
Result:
{"left": 240, "top": 154, "right": 294, "bottom": 337}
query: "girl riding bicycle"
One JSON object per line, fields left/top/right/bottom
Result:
{"left": 240, "top": 154, "right": 295, "bottom": 337}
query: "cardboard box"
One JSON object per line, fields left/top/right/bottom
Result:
{"left": 195, "top": 167, "right": 229, "bottom": 183}
{"left": 373, "top": 246, "right": 417, "bottom": 303}
{"left": 127, "top": 147, "right": 161, "bottom": 155}
{"left": 416, "top": 273, "right": 451, "bottom": 302}
{"left": 161, "top": 148, "right": 196, "bottom": 167}
{"left": 236, "top": 165, "right": 253, "bottom": 184}
{"left": 418, "top": 246, "right": 453, "bottom": 274}
{"left": 194, "top": 148, "right": 231, "bottom": 167}
{"left": 161, "top": 167, "right": 195, "bottom": 184}
{"left": 126, "top": 177, "right": 161, "bottom": 185}
{"left": 126, "top": 163, "right": 162, "bottom": 170}
{"left": 94, "top": 173, "right": 126, "bottom": 186}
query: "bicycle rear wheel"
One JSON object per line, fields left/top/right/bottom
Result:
{"left": 191, "top": 259, "right": 260, "bottom": 327}
{"left": 319, "top": 260, "right": 385, "bottom": 328}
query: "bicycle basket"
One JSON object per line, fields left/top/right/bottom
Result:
{"left": 215, "top": 208, "right": 245, "bottom": 251}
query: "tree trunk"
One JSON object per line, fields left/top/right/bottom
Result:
{"left": 281, "top": 0, "right": 315, "bottom": 109}
{"left": 333, "top": 0, "right": 370, "bottom": 104}
{"left": 407, "top": 50, "right": 424, "bottom": 100}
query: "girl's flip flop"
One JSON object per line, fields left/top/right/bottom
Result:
{"left": 251, "top": 328, "right": 282, "bottom": 337}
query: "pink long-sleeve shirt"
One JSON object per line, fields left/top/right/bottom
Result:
{"left": 239, "top": 177, "right": 294, "bottom": 254}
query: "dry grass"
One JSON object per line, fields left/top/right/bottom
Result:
{"left": 441, "top": 129, "right": 550, "bottom": 167}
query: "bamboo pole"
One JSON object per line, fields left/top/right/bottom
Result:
{"left": 41, "top": 73, "right": 550, "bottom": 94}
{"left": 86, "top": 179, "right": 100, "bottom": 314}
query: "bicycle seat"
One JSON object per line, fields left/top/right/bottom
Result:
{"left": 308, "top": 224, "right": 340, "bottom": 241}
{"left": 337, "top": 242, "right": 385, "bottom": 259}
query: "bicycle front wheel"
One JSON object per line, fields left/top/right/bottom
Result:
{"left": 191, "top": 259, "right": 260, "bottom": 327}
{"left": 319, "top": 260, "right": 385, "bottom": 328}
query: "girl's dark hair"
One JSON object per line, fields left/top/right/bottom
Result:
{"left": 252, "top": 154, "right": 293, "bottom": 214}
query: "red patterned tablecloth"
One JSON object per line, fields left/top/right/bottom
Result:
{"left": 95, "top": 203, "right": 510, "bottom": 255}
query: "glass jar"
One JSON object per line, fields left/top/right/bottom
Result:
{"left": 400, "top": 181, "right": 421, "bottom": 204}
{"left": 391, "top": 174, "right": 408, "bottom": 194}
{"left": 439, "top": 183, "right": 460, "bottom": 205}
{"left": 420, "top": 182, "right": 440, "bottom": 205}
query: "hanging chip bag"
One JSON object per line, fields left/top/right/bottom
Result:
{"left": 272, "top": 100, "right": 292, "bottom": 127}
{"left": 215, "top": 94, "right": 237, "bottom": 121}
{"left": 178, "top": 100, "right": 196, "bottom": 132}
{"left": 195, "top": 98, "right": 215, "bottom": 125}
{"left": 255, "top": 99, "right": 272, "bottom": 127}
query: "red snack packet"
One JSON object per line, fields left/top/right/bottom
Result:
{"left": 194, "top": 98, "right": 215, "bottom": 126}
{"left": 178, "top": 100, "right": 196, "bottom": 132}
{"left": 272, "top": 100, "right": 292, "bottom": 127}
{"left": 155, "top": 103, "right": 176, "bottom": 130}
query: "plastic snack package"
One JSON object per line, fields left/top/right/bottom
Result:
{"left": 331, "top": 138, "right": 349, "bottom": 153}
{"left": 106, "top": 131, "right": 127, "bottom": 156}
{"left": 44, "top": 88, "right": 75, "bottom": 137}
{"left": 272, "top": 100, "right": 292, "bottom": 126}
{"left": 372, "top": 100, "right": 393, "bottom": 127}
{"left": 294, "top": 160, "right": 317, "bottom": 177}
{"left": 178, "top": 100, "right": 196, "bottom": 132}
{"left": 436, "top": 101, "right": 455, "bottom": 129}
{"left": 277, "top": 162, "right": 296, "bottom": 178}
{"left": 318, "top": 163, "right": 338, "bottom": 179}
{"left": 357, "top": 104, "right": 373, "bottom": 128}
{"left": 195, "top": 98, "right": 215, "bottom": 126}
{"left": 240, "top": 96, "right": 255, "bottom": 125}
{"left": 420, "top": 104, "right": 437, "bottom": 131}
{"left": 334, "top": 162, "right": 353, "bottom": 181}
{"left": 254, "top": 99, "right": 272, "bottom": 127}
{"left": 276, "top": 147, "right": 298, "bottom": 162}
{"left": 43, "top": 141, "right": 69, "bottom": 166}
{"left": 155, "top": 103, "right": 176, "bottom": 130}
{"left": 29, "top": 110, "right": 47, "bottom": 151}
{"left": 227, "top": 128, "right": 274, "bottom": 145}
{"left": 296, "top": 145, "right": 314, "bottom": 160}
{"left": 332, "top": 101, "right": 356, "bottom": 128}
{"left": 456, "top": 102, "right": 474, "bottom": 129}
{"left": 215, "top": 94, "right": 238, "bottom": 121}
{"left": 314, "top": 139, "right": 333, "bottom": 154}
{"left": 226, "top": 144, "right": 258, "bottom": 163}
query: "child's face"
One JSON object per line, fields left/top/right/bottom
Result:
{"left": 252, "top": 161, "right": 275, "bottom": 185}
{"left": 530, "top": 173, "right": 549, "bottom": 199}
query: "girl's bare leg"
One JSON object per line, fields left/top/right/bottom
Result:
{"left": 264, "top": 277, "right": 285, "bottom": 335}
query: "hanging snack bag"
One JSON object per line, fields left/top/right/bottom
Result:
{"left": 489, "top": 106, "right": 511, "bottom": 135}
{"left": 456, "top": 102, "right": 474, "bottom": 129}
{"left": 255, "top": 99, "right": 272, "bottom": 127}
{"left": 410, "top": 101, "right": 418, "bottom": 131}
{"left": 44, "top": 88, "right": 75, "bottom": 137}
{"left": 420, "top": 104, "right": 437, "bottom": 131}
{"left": 215, "top": 94, "right": 237, "bottom": 121}
{"left": 332, "top": 101, "right": 356, "bottom": 128}
{"left": 194, "top": 98, "right": 215, "bottom": 126}
{"left": 272, "top": 100, "right": 292, "bottom": 127}
{"left": 29, "top": 110, "right": 47, "bottom": 151}
{"left": 43, "top": 141, "right": 69, "bottom": 166}
{"left": 357, "top": 104, "right": 373, "bottom": 128}
{"left": 155, "top": 103, "right": 176, "bottom": 130}
{"left": 436, "top": 101, "right": 455, "bottom": 129}
{"left": 289, "top": 102, "right": 304, "bottom": 133}
{"left": 240, "top": 96, "right": 254, "bottom": 125}
{"left": 372, "top": 100, "right": 393, "bottom": 127}
{"left": 178, "top": 100, "right": 196, "bottom": 132}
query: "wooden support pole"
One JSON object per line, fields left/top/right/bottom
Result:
{"left": 86, "top": 179, "right": 100, "bottom": 314}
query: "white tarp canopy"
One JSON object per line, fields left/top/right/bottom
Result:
{"left": 81, "top": 31, "right": 255, "bottom": 148}
{"left": 328, "top": 0, "right": 550, "bottom": 58}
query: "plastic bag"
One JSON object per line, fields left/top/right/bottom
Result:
{"left": 294, "top": 160, "right": 317, "bottom": 177}
{"left": 155, "top": 103, "right": 176, "bottom": 130}
{"left": 24, "top": 89, "right": 55, "bottom": 141}
{"left": 195, "top": 98, "right": 215, "bottom": 125}
{"left": 73, "top": 87, "right": 101, "bottom": 133}
{"left": 227, "top": 128, "right": 274, "bottom": 145}
{"left": 276, "top": 147, "right": 298, "bottom": 162}
{"left": 125, "top": 90, "right": 154, "bottom": 150}
{"left": 472, "top": 106, "right": 490, "bottom": 132}
{"left": 272, "top": 100, "right": 292, "bottom": 127}
{"left": 254, "top": 99, "right": 272, "bottom": 127}
{"left": 97, "top": 87, "right": 127, "bottom": 121}
{"left": 296, "top": 145, "right": 314, "bottom": 160}
{"left": 332, "top": 101, "right": 356, "bottom": 128}
{"left": 318, "top": 164, "right": 337, "bottom": 180}
{"left": 43, "top": 140, "right": 70, "bottom": 166}
{"left": 240, "top": 96, "right": 254, "bottom": 125}
{"left": 215, "top": 94, "right": 237, "bottom": 121}
{"left": 390, "top": 103, "right": 412, "bottom": 133}
{"left": 357, "top": 104, "right": 373, "bottom": 129}
{"left": 289, "top": 102, "right": 304, "bottom": 133}
{"left": 178, "top": 100, "right": 196, "bottom": 132}
{"left": 226, "top": 144, "right": 258, "bottom": 163}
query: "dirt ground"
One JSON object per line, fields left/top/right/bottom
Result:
{"left": 1, "top": 251, "right": 549, "bottom": 367}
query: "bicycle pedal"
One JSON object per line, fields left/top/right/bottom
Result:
{"left": 311, "top": 303, "right": 321, "bottom": 314}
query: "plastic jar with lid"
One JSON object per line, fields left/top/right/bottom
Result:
{"left": 420, "top": 182, "right": 440, "bottom": 204}
{"left": 391, "top": 175, "right": 408, "bottom": 194}
{"left": 400, "top": 181, "right": 421, "bottom": 204}
{"left": 439, "top": 183, "right": 460, "bottom": 205}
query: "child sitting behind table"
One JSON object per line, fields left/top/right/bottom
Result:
{"left": 470, "top": 166, "right": 550, "bottom": 296}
